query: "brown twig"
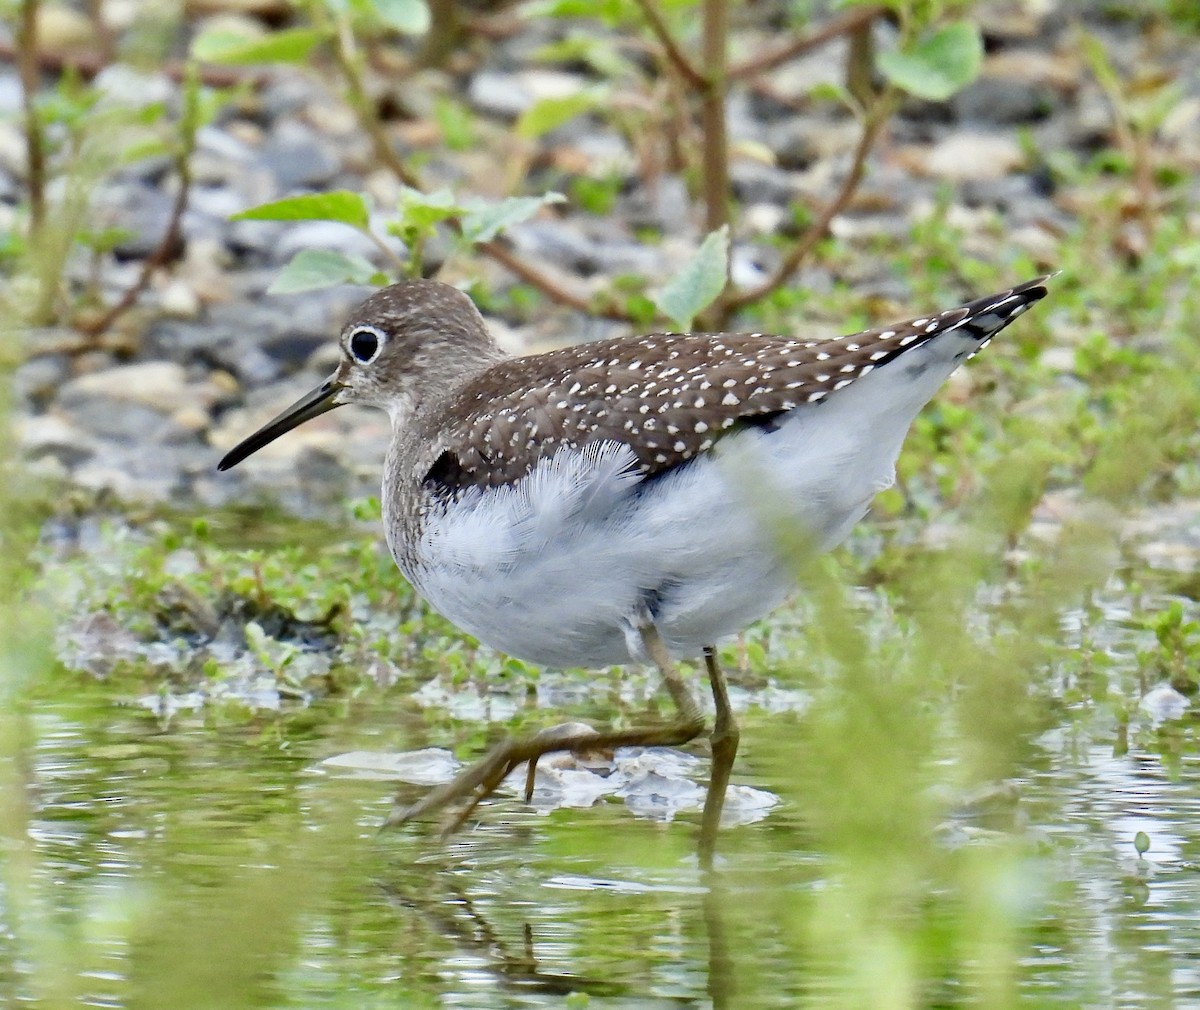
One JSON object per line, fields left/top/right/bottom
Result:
{"left": 76, "top": 72, "right": 198, "bottom": 337}
{"left": 728, "top": 4, "right": 886, "bottom": 82}
{"left": 719, "top": 102, "right": 891, "bottom": 316}
{"left": 330, "top": 15, "right": 422, "bottom": 190}
{"left": 326, "top": 5, "right": 617, "bottom": 316}
{"left": 83, "top": 0, "right": 116, "bottom": 66}
{"left": 474, "top": 240, "right": 597, "bottom": 313}
{"left": 630, "top": 0, "right": 706, "bottom": 89}
{"left": 700, "top": 0, "right": 730, "bottom": 236}
{"left": 16, "top": 0, "right": 46, "bottom": 234}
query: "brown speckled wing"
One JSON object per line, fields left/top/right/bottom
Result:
{"left": 423, "top": 276, "right": 1050, "bottom": 492}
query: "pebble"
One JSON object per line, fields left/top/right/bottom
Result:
{"left": 15, "top": 414, "right": 97, "bottom": 467}
{"left": 14, "top": 355, "right": 70, "bottom": 408}
{"left": 158, "top": 278, "right": 203, "bottom": 318}
{"left": 260, "top": 120, "right": 343, "bottom": 190}
{"left": 916, "top": 132, "right": 1027, "bottom": 181}
{"left": 467, "top": 69, "right": 591, "bottom": 119}
{"left": 953, "top": 74, "right": 1056, "bottom": 125}
{"left": 59, "top": 359, "right": 225, "bottom": 415}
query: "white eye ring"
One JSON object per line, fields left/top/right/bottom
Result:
{"left": 347, "top": 325, "right": 386, "bottom": 364}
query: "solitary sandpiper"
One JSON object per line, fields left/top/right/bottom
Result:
{"left": 218, "top": 275, "right": 1050, "bottom": 839}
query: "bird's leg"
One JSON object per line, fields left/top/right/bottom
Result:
{"left": 699, "top": 645, "right": 740, "bottom": 868}
{"left": 385, "top": 623, "right": 706, "bottom": 835}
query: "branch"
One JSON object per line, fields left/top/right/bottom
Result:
{"left": 700, "top": 0, "right": 730, "bottom": 236}
{"left": 331, "top": 17, "right": 422, "bottom": 189}
{"left": 474, "top": 239, "right": 593, "bottom": 312}
{"left": 631, "top": 0, "right": 706, "bottom": 89}
{"left": 720, "top": 104, "right": 889, "bottom": 315}
{"left": 728, "top": 5, "right": 886, "bottom": 82}
{"left": 326, "top": 8, "right": 628, "bottom": 318}
{"left": 77, "top": 72, "right": 198, "bottom": 337}
{"left": 16, "top": 0, "right": 46, "bottom": 233}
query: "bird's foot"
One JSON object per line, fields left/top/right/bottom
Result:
{"left": 385, "top": 716, "right": 706, "bottom": 836}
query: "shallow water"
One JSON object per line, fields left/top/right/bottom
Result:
{"left": 4, "top": 661, "right": 1199, "bottom": 1009}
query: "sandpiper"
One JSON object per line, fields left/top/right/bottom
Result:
{"left": 218, "top": 275, "right": 1050, "bottom": 838}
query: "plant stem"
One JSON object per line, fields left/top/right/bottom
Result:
{"left": 77, "top": 66, "right": 201, "bottom": 337}
{"left": 325, "top": 6, "right": 618, "bottom": 316}
{"left": 631, "top": 0, "right": 704, "bottom": 88}
{"left": 17, "top": 0, "right": 46, "bottom": 235}
{"left": 720, "top": 100, "right": 892, "bottom": 317}
{"left": 728, "top": 5, "right": 886, "bottom": 82}
{"left": 331, "top": 14, "right": 422, "bottom": 190}
{"left": 700, "top": 0, "right": 730, "bottom": 237}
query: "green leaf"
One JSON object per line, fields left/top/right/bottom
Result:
{"left": 654, "top": 226, "right": 729, "bottom": 330}
{"left": 461, "top": 193, "right": 566, "bottom": 244}
{"left": 268, "top": 250, "right": 381, "bottom": 295}
{"left": 516, "top": 89, "right": 605, "bottom": 140}
{"left": 396, "top": 188, "right": 465, "bottom": 233}
{"left": 231, "top": 191, "right": 370, "bottom": 230}
{"left": 877, "top": 22, "right": 983, "bottom": 102}
{"left": 371, "top": 0, "right": 431, "bottom": 33}
{"left": 191, "top": 27, "right": 328, "bottom": 65}
{"left": 120, "top": 137, "right": 172, "bottom": 164}
{"left": 525, "top": 0, "right": 630, "bottom": 26}
{"left": 1134, "top": 831, "right": 1150, "bottom": 857}
{"left": 433, "top": 95, "right": 475, "bottom": 151}
{"left": 534, "top": 35, "right": 629, "bottom": 78}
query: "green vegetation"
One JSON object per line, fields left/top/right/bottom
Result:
{"left": 3, "top": 0, "right": 1199, "bottom": 1006}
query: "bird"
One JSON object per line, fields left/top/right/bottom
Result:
{"left": 217, "top": 274, "right": 1050, "bottom": 840}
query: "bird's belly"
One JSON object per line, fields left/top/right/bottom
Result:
{"left": 391, "top": 418, "right": 897, "bottom": 669}
{"left": 403, "top": 479, "right": 795, "bottom": 668}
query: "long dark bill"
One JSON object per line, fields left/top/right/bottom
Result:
{"left": 217, "top": 376, "right": 342, "bottom": 471}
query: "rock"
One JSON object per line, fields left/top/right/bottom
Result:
{"left": 273, "top": 219, "right": 402, "bottom": 264}
{"left": 742, "top": 202, "right": 787, "bottom": 236}
{"left": 910, "top": 132, "right": 1026, "bottom": 182}
{"left": 13, "top": 354, "right": 70, "bottom": 408}
{"left": 0, "top": 122, "right": 24, "bottom": 180}
{"left": 93, "top": 65, "right": 175, "bottom": 110}
{"left": 157, "top": 278, "right": 203, "bottom": 318}
{"left": 15, "top": 413, "right": 97, "bottom": 467}
{"left": 58, "top": 400, "right": 196, "bottom": 444}
{"left": 954, "top": 74, "right": 1057, "bottom": 125}
{"left": 508, "top": 219, "right": 663, "bottom": 278}
{"left": 623, "top": 176, "right": 690, "bottom": 231}
{"left": 772, "top": 120, "right": 820, "bottom": 171}
{"left": 0, "top": 74, "right": 22, "bottom": 116}
{"left": 34, "top": 4, "right": 93, "bottom": 57}
{"left": 260, "top": 120, "right": 343, "bottom": 190}
{"left": 730, "top": 160, "right": 802, "bottom": 206}
{"left": 96, "top": 183, "right": 181, "bottom": 261}
{"left": 61, "top": 361, "right": 209, "bottom": 413}
{"left": 467, "top": 69, "right": 591, "bottom": 119}
{"left": 1141, "top": 684, "right": 1190, "bottom": 726}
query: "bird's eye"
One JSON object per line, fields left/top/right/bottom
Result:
{"left": 348, "top": 326, "right": 384, "bottom": 364}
